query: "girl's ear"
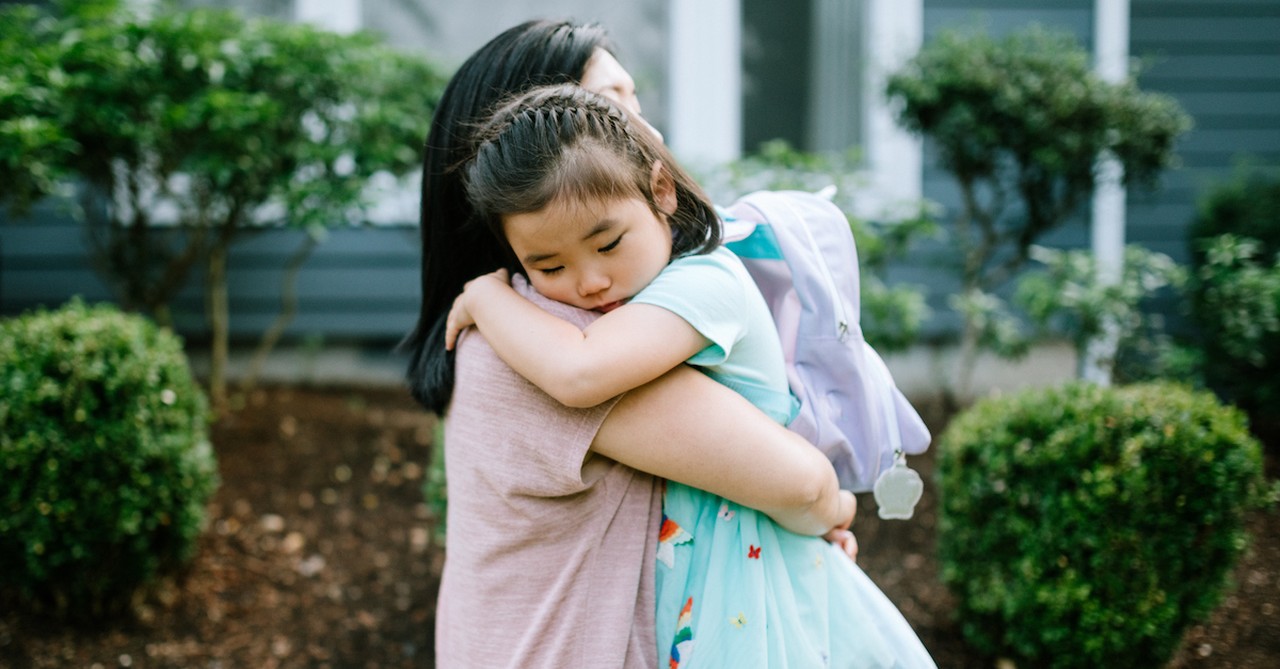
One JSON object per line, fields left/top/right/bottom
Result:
{"left": 650, "top": 160, "right": 678, "bottom": 216}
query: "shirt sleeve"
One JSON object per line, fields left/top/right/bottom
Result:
{"left": 628, "top": 248, "right": 750, "bottom": 367}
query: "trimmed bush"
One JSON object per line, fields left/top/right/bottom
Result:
{"left": 937, "top": 382, "right": 1266, "bottom": 668}
{"left": 885, "top": 26, "right": 1189, "bottom": 399}
{"left": 1187, "top": 170, "right": 1280, "bottom": 429}
{"left": 0, "top": 300, "right": 219, "bottom": 618}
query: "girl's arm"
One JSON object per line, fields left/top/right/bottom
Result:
{"left": 445, "top": 270, "right": 707, "bottom": 408}
{"left": 592, "top": 363, "right": 856, "bottom": 537}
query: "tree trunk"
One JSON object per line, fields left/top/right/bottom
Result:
{"left": 240, "top": 234, "right": 318, "bottom": 393}
{"left": 954, "top": 301, "right": 980, "bottom": 406}
{"left": 206, "top": 243, "right": 230, "bottom": 412}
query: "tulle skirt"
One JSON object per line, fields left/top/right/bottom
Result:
{"left": 655, "top": 482, "right": 937, "bottom": 669}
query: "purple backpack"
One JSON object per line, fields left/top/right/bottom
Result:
{"left": 723, "top": 190, "right": 931, "bottom": 493}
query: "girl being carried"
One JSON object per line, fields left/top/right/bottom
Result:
{"left": 446, "top": 84, "right": 935, "bottom": 669}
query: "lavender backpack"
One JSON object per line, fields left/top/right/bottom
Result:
{"left": 722, "top": 189, "right": 931, "bottom": 493}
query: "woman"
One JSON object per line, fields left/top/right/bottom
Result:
{"left": 402, "top": 21, "right": 917, "bottom": 668}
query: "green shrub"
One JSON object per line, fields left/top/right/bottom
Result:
{"left": 1187, "top": 170, "right": 1280, "bottom": 428}
{"left": 1191, "top": 169, "right": 1280, "bottom": 263}
{"left": 1013, "top": 244, "right": 1187, "bottom": 383}
{"left": 423, "top": 421, "right": 447, "bottom": 546}
{"left": 937, "top": 382, "right": 1266, "bottom": 668}
{"left": 0, "top": 299, "right": 219, "bottom": 618}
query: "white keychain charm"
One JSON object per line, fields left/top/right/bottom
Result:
{"left": 873, "top": 450, "right": 923, "bottom": 520}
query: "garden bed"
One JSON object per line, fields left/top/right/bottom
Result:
{"left": 1, "top": 385, "right": 1276, "bottom": 668}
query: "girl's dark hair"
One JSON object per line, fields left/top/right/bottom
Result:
{"left": 465, "top": 85, "right": 720, "bottom": 262}
{"left": 402, "top": 20, "right": 614, "bottom": 415}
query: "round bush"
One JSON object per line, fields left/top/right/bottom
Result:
{"left": 0, "top": 300, "right": 219, "bottom": 617}
{"left": 937, "top": 381, "right": 1266, "bottom": 668}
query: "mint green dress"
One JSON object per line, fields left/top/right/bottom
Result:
{"left": 632, "top": 247, "right": 935, "bottom": 668}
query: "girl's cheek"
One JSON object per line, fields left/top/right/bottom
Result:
{"left": 526, "top": 274, "right": 558, "bottom": 299}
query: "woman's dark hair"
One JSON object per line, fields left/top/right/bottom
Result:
{"left": 465, "top": 84, "right": 719, "bottom": 263}
{"left": 402, "top": 20, "right": 614, "bottom": 415}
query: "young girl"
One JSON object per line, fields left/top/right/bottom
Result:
{"left": 446, "top": 84, "right": 935, "bottom": 668}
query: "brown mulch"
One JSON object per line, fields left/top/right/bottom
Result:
{"left": 1, "top": 385, "right": 1276, "bottom": 668}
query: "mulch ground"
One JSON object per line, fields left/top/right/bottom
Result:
{"left": 1, "top": 384, "right": 1276, "bottom": 668}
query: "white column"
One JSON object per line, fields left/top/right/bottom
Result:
{"left": 863, "top": 0, "right": 923, "bottom": 216}
{"left": 1082, "top": 0, "right": 1129, "bottom": 385}
{"left": 668, "top": 0, "right": 742, "bottom": 164}
{"left": 295, "top": 0, "right": 361, "bottom": 34}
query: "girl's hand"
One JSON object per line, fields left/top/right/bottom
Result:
{"left": 823, "top": 528, "right": 859, "bottom": 562}
{"left": 823, "top": 490, "right": 858, "bottom": 562}
{"left": 444, "top": 268, "right": 511, "bottom": 350}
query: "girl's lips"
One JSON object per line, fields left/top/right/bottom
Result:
{"left": 597, "top": 300, "right": 624, "bottom": 313}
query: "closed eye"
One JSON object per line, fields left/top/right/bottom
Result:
{"left": 537, "top": 266, "right": 565, "bottom": 276}
{"left": 599, "top": 234, "right": 623, "bottom": 253}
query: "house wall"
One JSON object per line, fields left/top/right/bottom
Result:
{"left": 183, "top": 1, "right": 669, "bottom": 134}
{"left": 915, "top": 0, "right": 1280, "bottom": 267}
{"left": 3, "top": 0, "right": 1278, "bottom": 345}
{"left": 895, "top": 0, "right": 1280, "bottom": 337}
{"left": 1128, "top": 0, "right": 1280, "bottom": 262}
{"left": 364, "top": 0, "right": 670, "bottom": 135}
{"left": 0, "top": 203, "right": 422, "bottom": 343}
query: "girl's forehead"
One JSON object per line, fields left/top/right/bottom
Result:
{"left": 523, "top": 195, "right": 608, "bottom": 230}
{"left": 546, "top": 193, "right": 612, "bottom": 221}
{"left": 503, "top": 196, "right": 615, "bottom": 251}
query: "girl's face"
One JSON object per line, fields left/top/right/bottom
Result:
{"left": 503, "top": 169, "right": 677, "bottom": 313}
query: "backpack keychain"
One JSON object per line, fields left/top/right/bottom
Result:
{"left": 873, "top": 450, "right": 923, "bottom": 520}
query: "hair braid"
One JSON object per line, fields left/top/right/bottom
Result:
{"left": 466, "top": 83, "right": 720, "bottom": 261}
{"left": 474, "top": 85, "right": 636, "bottom": 158}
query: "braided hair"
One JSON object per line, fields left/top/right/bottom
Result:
{"left": 465, "top": 84, "right": 721, "bottom": 261}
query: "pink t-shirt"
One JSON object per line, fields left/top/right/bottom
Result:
{"left": 434, "top": 282, "right": 663, "bottom": 669}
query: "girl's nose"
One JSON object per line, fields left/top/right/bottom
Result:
{"left": 577, "top": 270, "right": 611, "bottom": 298}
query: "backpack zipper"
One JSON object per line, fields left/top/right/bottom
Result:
{"left": 773, "top": 194, "right": 852, "bottom": 340}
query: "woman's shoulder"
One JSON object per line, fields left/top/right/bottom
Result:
{"left": 512, "top": 273, "right": 602, "bottom": 329}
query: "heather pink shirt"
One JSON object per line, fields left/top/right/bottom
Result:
{"left": 434, "top": 281, "right": 663, "bottom": 669}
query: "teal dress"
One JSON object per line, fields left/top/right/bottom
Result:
{"left": 631, "top": 247, "right": 935, "bottom": 669}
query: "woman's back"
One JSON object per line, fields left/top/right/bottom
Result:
{"left": 437, "top": 282, "right": 662, "bottom": 669}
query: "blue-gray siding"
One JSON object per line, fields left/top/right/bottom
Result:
{"left": 3, "top": 0, "right": 1278, "bottom": 342}
{"left": 1, "top": 203, "right": 422, "bottom": 343}
{"left": 902, "top": 0, "right": 1280, "bottom": 336}
{"left": 1130, "top": 0, "right": 1280, "bottom": 262}
{"left": 916, "top": 0, "right": 1280, "bottom": 264}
